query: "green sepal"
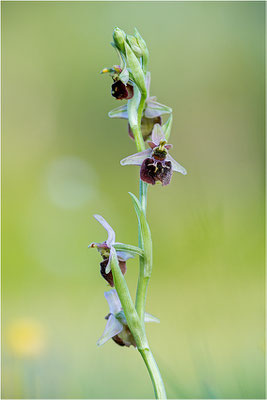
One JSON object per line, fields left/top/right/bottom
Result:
{"left": 108, "top": 104, "right": 128, "bottom": 119}
{"left": 162, "top": 114, "right": 173, "bottom": 141}
{"left": 125, "top": 42, "right": 147, "bottom": 96}
{"left": 129, "top": 192, "right": 152, "bottom": 278}
{"left": 113, "top": 243, "right": 144, "bottom": 258}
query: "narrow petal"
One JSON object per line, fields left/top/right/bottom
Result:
{"left": 104, "top": 289, "right": 122, "bottom": 314}
{"left": 97, "top": 315, "right": 123, "bottom": 346}
{"left": 144, "top": 313, "right": 160, "bottom": 323}
{"left": 120, "top": 149, "right": 151, "bottom": 166}
{"left": 151, "top": 124, "right": 165, "bottom": 145}
{"left": 145, "top": 100, "right": 172, "bottom": 118}
{"left": 93, "top": 215, "right": 115, "bottom": 247}
{"left": 166, "top": 154, "right": 187, "bottom": 175}
{"left": 108, "top": 105, "right": 128, "bottom": 119}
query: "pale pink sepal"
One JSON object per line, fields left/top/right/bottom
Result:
{"left": 120, "top": 149, "right": 151, "bottom": 166}
{"left": 93, "top": 214, "right": 116, "bottom": 247}
{"left": 97, "top": 314, "right": 123, "bottom": 347}
{"left": 166, "top": 154, "right": 187, "bottom": 175}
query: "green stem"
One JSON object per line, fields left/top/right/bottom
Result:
{"left": 137, "top": 92, "right": 146, "bottom": 127}
{"left": 140, "top": 348, "right": 167, "bottom": 399}
{"left": 135, "top": 180, "right": 149, "bottom": 325}
{"left": 126, "top": 73, "right": 166, "bottom": 398}
{"left": 131, "top": 125, "right": 145, "bottom": 152}
{"left": 111, "top": 251, "right": 166, "bottom": 399}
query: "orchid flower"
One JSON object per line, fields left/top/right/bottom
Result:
{"left": 90, "top": 215, "right": 143, "bottom": 287}
{"left": 108, "top": 72, "right": 172, "bottom": 141}
{"left": 97, "top": 289, "right": 160, "bottom": 347}
{"left": 120, "top": 124, "right": 187, "bottom": 186}
{"left": 101, "top": 65, "right": 133, "bottom": 100}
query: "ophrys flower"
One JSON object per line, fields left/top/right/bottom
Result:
{"left": 120, "top": 124, "right": 187, "bottom": 186}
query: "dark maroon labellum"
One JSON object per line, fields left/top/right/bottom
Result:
{"left": 111, "top": 80, "right": 134, "bottom": 100}
{"left": 140, "top": 158, "right": 172, "bottom": 186}
{"left": 100, "top": 258, "right": 126, "bottom": 287}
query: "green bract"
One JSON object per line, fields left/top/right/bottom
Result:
{"left": 125, "top": 42, "right": 147, "bottom": 96}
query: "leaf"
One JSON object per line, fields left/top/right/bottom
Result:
{"left": 129, "top": 193, "right": 152, "bottom": 277}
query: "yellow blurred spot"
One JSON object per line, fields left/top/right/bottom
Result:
{"left": 101, "top": 68, "right": 109, "bottom": 74}
{"left": 7, "top": 319, "right": 45, "bottom": 358}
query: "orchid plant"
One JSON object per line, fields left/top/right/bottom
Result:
{"left": 90, "top": 27, "right": 187, "bottom": 399}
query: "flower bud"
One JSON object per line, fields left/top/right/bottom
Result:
{"left": 113, "top": 27, "right": 126, "bottom": 53}
{"left": 126, "top": 35, "right": 143, "bottom": 58}
{"left": 134, "top": 28, "right": 148, "bottom": 56}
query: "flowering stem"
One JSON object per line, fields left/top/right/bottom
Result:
{"left": 135, "top": 180, "right": 149, "bottom": 325}
{"left": 111, "top": 251, "right": 167, "bottom": 399}
{"left": 137, "top": 92, "right": 146, "bottom": 127}
{"left": 139, "top": 348, "right": 167, "bottom": 399}
{"left": 131, "top": 90, "right": 166, "bottom": 399}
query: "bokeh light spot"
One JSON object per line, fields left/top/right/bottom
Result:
{"left": 44, "top": 156, "right": 97, "bottom": 209}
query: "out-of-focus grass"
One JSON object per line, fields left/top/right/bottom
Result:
{"left": 2, "top": 1, "right": 265, "bottom": 399}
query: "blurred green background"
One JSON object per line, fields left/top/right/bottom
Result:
{"left": 2, "top": 1, "right": 265, "bottom": 399}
